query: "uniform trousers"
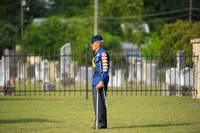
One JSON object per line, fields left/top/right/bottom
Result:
{"left": 92, "top": 85, "right": 107, "bottom": 128}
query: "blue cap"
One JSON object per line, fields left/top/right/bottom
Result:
{"left": 90, "top": 34, "right": 103, "bottom": 44}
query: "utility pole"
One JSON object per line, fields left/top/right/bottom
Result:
{"left": 189, "top": 0, "right": 192, "bottom": 24}
{"left": 20, "top": 0, "right": 24, "bottom": 39}
{"left": 94, "top": 0, "right": 98, "bottom": 35}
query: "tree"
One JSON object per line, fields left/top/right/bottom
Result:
{"left": 24, "top": 0, "right": 48, "bottom": 19}
{"left": 142, "top": 32, "right": 160, "bottom": 59}
{"left": 48, "top": 0, "right": 91, "bottom": 17}
{"left": 21, "top": 16, "right": 121, "bottom": 63}
{"left": 97, "top": 0, "right": 143, "bottom": 37}
{"left": 158, "top": 20, "right": 200, "bottom": 64}
{"left": 0, "top": 22, "right": 18, "bottom": 58}
{"left": 0, "top": 0, "right": 20, "bottom": 21}
{"left": 0, "top": 0, "right": 49, "bottom": 53}
{"left": 142, "top": 0, "right": 200, "bottom": 33}
{"left": 0, "top": 0, "right": 20, "bottom": 54}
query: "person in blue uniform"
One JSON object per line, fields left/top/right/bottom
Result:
{"left": 90, "top": 34, "right": 110, "bottom": 129}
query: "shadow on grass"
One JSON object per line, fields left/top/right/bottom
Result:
{"left": 0, "top": 119, "right": 59, "bottom": 124}
{"left": 110, "top": 123, "right": 199, "bottom": 129}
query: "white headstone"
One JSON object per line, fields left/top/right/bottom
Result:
{"left": 108, "top": 69, "right": 113, "bottom": 87}
{"left": 41, "top": 59, "right": 50, "bottom": 83}
{"left": 3, "top": 49, "right": 9, "bottom": 56}
{"left": 35, "top": 63, "right": 42, "bottom": 81}
{"left": 0, "top": 60, "right": 3, "bottom": 86}
{"left": 60, "top": 43, "right": 71, "bottom": 78}
{"left": 15, "top": 60, "right": 24, "bottom": 81}
{"left": 136, "top": 62, "right": 143, "bottom": 82}
{"left": 127, "top": 65, "right": 134, "bottom": 82}
{"left": 180, "top": 67, "right": 193, "bottom": 86}
{"left": 75, "top": 66, "right": 93, "bottom": 83}
{"left": 166, "top": 68, "right": 178, "bottom": 85}
{"left": 2, "top": 55, "right": 10, "bottom": 85}
{"left": 115, "top": 69, "right": 124, "bottom": 87}
{"left": 109, "top": 69, "right": 124, "bottom": 87}
{"left": 145, "top": 62, "right": 158, "bottom": 84}
{"left": 55, "top": 62, "right": 60, "bottom": 79}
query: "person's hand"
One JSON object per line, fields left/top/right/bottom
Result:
{"left": 96, "top": 81, "right": 103, "bottom": 90}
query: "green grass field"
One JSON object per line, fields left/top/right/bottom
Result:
{"left": 0, "top": 93, "right": 200, "bottom": 133}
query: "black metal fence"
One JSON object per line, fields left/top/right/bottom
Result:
{"left": 0, "top": 45, "right": 198, "bottom": 98}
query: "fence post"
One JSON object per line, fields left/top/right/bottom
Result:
{"left": 86, "top": 44, "right": 89, "bottom": 100}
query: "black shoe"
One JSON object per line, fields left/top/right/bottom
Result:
{"left": 91, "top": 126, "right": 107, "bottom": 129}
{"left": 100, "top": 126, "right": 107, "bottom": 129}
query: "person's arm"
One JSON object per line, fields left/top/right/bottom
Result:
{"left": 96, "top": 52, "right": 109, "bottom": 89}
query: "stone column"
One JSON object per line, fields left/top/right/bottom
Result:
{"left": 191, "top": 38, "right": 200, "bottom": 98}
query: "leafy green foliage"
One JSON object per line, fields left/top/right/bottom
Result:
{"left": 97, "top": 0, "right": 143, "bottom": 37}
{"left": 0, "top": 22, "right": 18, "bottom": 51}
{"left": 22, "top": 16, "right": 121, "bottom": 63}
{"left": 1, "top": 0, "right": 200, "bottom": 61}
{"left": 142, "top": 32, "right": 160, "bottom": 60}
{"left": 0, "top": 0, "right": 50, "bottom": 54}
{"left": 158, "top": 20, "right": 200, "bottom": 64}
{"left": 0, "top": 0, "right": 20, "bottom": 54}
{"left": 0, "top": 0, "right": 20, "bottom": 21}
{"left": 48, "top": 0, "right": 91, "bottom": 17}
{"left": 159, "top": 20, "right": 197, "bottom": 55}
{"left": 24, "top": 0, "right": 48, "bottom": 19}
{"left": 142, "top": 0, "right": 188, "bottom": 33}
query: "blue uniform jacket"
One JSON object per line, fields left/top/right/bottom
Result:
{"left": 92, "top": 47, "right": 110, "bottom": 86}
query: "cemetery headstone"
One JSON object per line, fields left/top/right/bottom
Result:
{"left": 32, "top": 62, "right": 42, "bottom": 83}
{"left": 127, "top": 65, "right": 134, "bottom": 82}
{"left": 60, "top": 43, "right": 71, "bottom": 78}
{"left": 143, "top": 61, "right": 158, "bottom": 84}
{"left": 108, "top": 69, "right": 124, "bottom": 87}
{"left": 180, "top": 67, "right": 193, "bottom": 86}
{"left": 136, "top": 62, "right": 143, "bottom": 82}
{"left": 165, "top": 68, "right": 178, "bottom": 85}
{"left": 15, "top": 60, "right": 24, "bottom": 82}
{"left": 41, "top": 59, "right": 50, "bottom": 83}
{"left": 115, "top": 69, "right": 124, "bottom": 87}
{"left": 2, "top": 50, "right": 10, "bottom": 86}
{"left": 0, "top": 60, "right": 3, "bottom": 86}
{"left": 176, "top": 50, "right": 185, "bottom": 71}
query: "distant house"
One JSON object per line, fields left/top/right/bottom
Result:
{"left": 32, "top": 18, "right": 66, "bottom": 26}
{"left": 120, "top": 42, "right": 143, "bottom": 64}
{"left": 32, "top": 18, "right": 47, "bottom": 26}
{"left": 120, "top": 23, "right": 150, "bottom": 64}
{"left": 120, "top": 23, "right": 150, "bottom": 34}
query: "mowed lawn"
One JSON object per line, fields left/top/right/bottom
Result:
{"left": 0, "top": 93, "right": 200, "bottom": 133}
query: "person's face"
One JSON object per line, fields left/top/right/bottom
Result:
{"left": 91, "top": 41, "right": 100, "bottom": 51}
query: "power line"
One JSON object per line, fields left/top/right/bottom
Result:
{"left": 0, "top": 8, "right": 199, "bottom": 23}
{"left": 146, "top": 14, "right": 188, "bottom": 23}
{"left": 99, "top": 8, "right": 190, "bottom": 20}
{"left": 99, "top": 14, "right": 188, "bottom": 25}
